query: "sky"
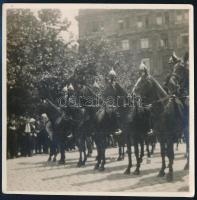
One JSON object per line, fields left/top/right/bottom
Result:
{"left": 59, "top": 9, "right": 79, "bottom": 42}
{"left": 32, "top": 8, "right": 79, "bottom": 43}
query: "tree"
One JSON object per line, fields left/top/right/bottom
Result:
{"left": 77, "top": 36, "right": 138, "bottom": 93}
{"left": 7, "top": 9, "right": 77, "bottom": 116}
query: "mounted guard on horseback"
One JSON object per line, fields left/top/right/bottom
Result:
{"left": 131, "top": 58, "right": 185, "bottom": 181}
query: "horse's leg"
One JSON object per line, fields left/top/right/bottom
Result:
{"left": 133, "top": 142, "right": 140, "bottom": 175}
{"left": 146, "top": 138, "right": 151, "bottom": 158}
{"left": 82, "top": 139, "right": 87, "bottom": 165}
{"left": 58, "top": 139, "right": 65, "bottom": 165}
{"left": 151, "top": 140, "right": 155, "bottom": 155}
{"left": 139, "top": 140, "right": 144, "bottom": 163}
{"left": 122, "top": 146, "right": 125, "bottom": 160}
{"left": 87, "top": 137, "right": 92, "bottom": 157}
{"left": 117, "top": 143, "right": 122, "bottom": 161}
{"left": 158, "top": 141, "right": 166, "bottom": 177}
{"left": 100, "top": 147, "right": 106, "bottom": 171}
{"left": 184, "top": 127, "right": 189, "bottom": 170}
{"left": 47, "top": 140, "right": 53, "bottom": 162}
{"left": 124, "top": 135, "right": 132, "bottom": 174}
{"left": 176, "top": 140, "right": 179, "bottom": 151}
{"left": 166, "top": 138, "right": 174, "bottom": 182}
{"left": 151, "top": 136, "right": 156, "bottom": 155}
{"left": 94, "top": 138, "right": 101, "bottom": 170}
{"left": 77, "top": 137, "right": 83, "bottom": 167}
{"left": 52, "top": 142, "right": 57, "bottom": 162}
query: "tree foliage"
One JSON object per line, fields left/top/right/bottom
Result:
{"left": 7, "top": 9, "right": 138, "bottom": 116}
{"left": 7, "top": 9, "right": 77, "bottom": 115}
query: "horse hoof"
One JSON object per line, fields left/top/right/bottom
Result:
{"left": 94, "top": 164, "right": 99, "bottom": 170}
{"left": 53, "top": 158, "right": 56, "bottom": 162}
{"left": 146, "top": 159, "right": 151, "bottom": 164}
{"left": 166, "top": 173, "right": 173, "bottom": 182}
{"left": 157, "top": 170, "right": 165, "bottom": 177}
{"left": 139, "top": 158, "right": 143, "bottom": 163}
{"left": 81, "top": 161, "right": 86, "bottom": 166}
{"left": 87, "top": 154, "right": 92, "bottom": 158}
{"left": 124, "top": 169, "right": 130, "bottom": 175}
{"left": 77, "top": 162, "right": 82, "bottom": 167}
{"left": 58, "top": 160, "right": 65, "bottom": 165}
{"left": 133, "top": 169, "right": 140, "bottom": 175}
{"left": 117, "top": 157, "right": 121, "bottom": 161}
{"left": 99, "top": 166, "right": 105, "bottom": 171}
{"left": 184, "top": 163, "right": 189, "bottom": 170}
{"left": 47, "top": 158, "right": 51, "bottom": 162}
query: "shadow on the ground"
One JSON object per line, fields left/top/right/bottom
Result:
{"left": 72, "top": 167, "right": 161, "bottom": 187}
{"left": 177, "top": 185, "right": 189, "bottom": 192}
{"left": 109, "top": 169, "right": 189, "bottom": 192}
{"left": 42, "top": 161, "right": 127, "bottom": 181}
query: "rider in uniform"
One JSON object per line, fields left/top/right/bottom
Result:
{"left": 104, "top": 68, "right": 127, "bottom": 136}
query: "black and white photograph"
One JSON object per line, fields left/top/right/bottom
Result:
{"left": 2, "top": 4, "right": 194, "bottom": 197}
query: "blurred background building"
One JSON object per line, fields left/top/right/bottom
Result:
{"left": 77, "top": 9, "right": 189, "bottom": 81}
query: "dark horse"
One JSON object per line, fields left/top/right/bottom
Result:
{"left": 165, "top": 52, "right": 189, "bottom": 170}
{"left": 41, "top": 98, "right": 74, "bottom": 164}
{"left": 116, "top": 93, "right": 152, "bottom": 175}
{"left": 75, "top": 83, "right": 125, "bottom": 171}
{"left": 133, "top": 74, "right": 184, "bottom": 181}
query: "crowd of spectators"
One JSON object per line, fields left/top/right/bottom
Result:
{"left": 7, "top": 114, "right": 50, "bottom": 159}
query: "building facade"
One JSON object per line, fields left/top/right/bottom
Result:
{"left": 77, "top": 9, "right": 189, "bottom": 81}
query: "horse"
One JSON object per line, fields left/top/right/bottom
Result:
{"left": 165, "top": 52, "right": 189, "bottom": 170}
{"left": 41, "top": 98, "right": 74, "bottom": 164}
{"left": 115, "top": 93, "right": 152, "bottom": 175}
{"left": 75, "top": 83, "right": 124, "bottom": 170}
{"left": 132, "top": 73, "right": 184, "bottom": 181}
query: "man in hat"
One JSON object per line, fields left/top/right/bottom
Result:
{"left": 41, "top": 113, "right": 58, "bottom": 161}
{"left": 24, "top": 116, "right": 33, "bottom": 157}
{"left": 7, "top": 114, "right": 18, "bottom": 158}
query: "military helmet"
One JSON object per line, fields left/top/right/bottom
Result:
{"left": 68, "top": 83, "right": 74, "bottom": 91}
{"left": 169, "top": 51, "right": 181, "bottom": 64}
{"left": 109, "top": 68, "right": 117, "bottom": 77}
{"left": 93, "top": 80, "right": 99, "bottom": 88}
{"left": 62, "top": 85, "right": 68, "bottom": 92}
{"left": 139, "top": 61, "right": 149, "bottom": 75}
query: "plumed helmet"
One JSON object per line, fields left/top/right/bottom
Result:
{"left": 68, "top": 83, "right": 74, "bottom": 91}
{"left": 139, "top": 61, "right": 148, "bottom": 71}
{"left": 169, "top": 51, "right": 181, "bottom": 64}
{"left": 93, "top": 80, "right": 99, "bottom": 88}
{"left": 41, "top": 113, "right": 48, "bottom": 119}
{"left": 29, "top": 118, "right": 36, "bottom": 123}
{"left": 183, "top": 51, "right": 189, "bottom": 63}
{"left": 109, "top": 68, "right": 117, "bottom": 77}
{"left": 62, "top": 85, "right": 68, "bottom": 92}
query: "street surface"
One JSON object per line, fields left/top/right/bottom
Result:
{"left": 6, "top": 143, "right": 189, "bottom": 195}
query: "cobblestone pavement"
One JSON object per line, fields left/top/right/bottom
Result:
{"left": 5, "top": 143, "right": 189, "bottom": 195}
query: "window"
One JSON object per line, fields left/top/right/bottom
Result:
{"left": 160, "top": 35, "right": 168, "bottom": 47}
{"left": 118, "top": 20, "right": 124, "bottom": 29}
{"left": 184, "top": 12, "right": 189, "bottom": 20}
{"left": 137, "top": 17, "right": 143, "bottom": 28}
{"left": 125, "top": 18, "right": 130, "bottom": 28}
{"left": 181, "top": 33, "right": 189, "bottom": 45}
{"left": 145, "top": 17, "right": 149, "bottom": 27}
{"left": 140, "top": 38, "right": 149, "bottom": 49}
{"left": 141, "top": 58, "right": 150, "bottom": 71}
{"left": 137, "top": 21, "right": 143, "bottom": 28}
{"left": 121, "top": 40, "right": 130, "bottom": 50}
{"left": 164, "top": 13, "right": 170, "bottom": 24}
{"left": 156, "top": 16, "right": 163, "bottom": 25}
{"left": 176, "top": 14, "right": 183, "bottom": 24}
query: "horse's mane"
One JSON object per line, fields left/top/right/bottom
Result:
{"left": 132, "top": 75, "right": 168, "bottom": 105}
